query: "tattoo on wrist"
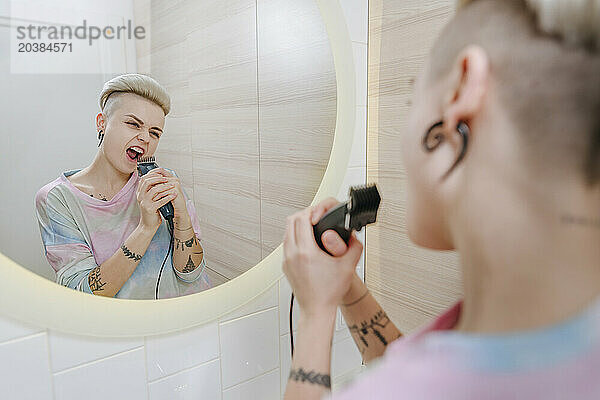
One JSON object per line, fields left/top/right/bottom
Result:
{"left": 348, "top": 309, "right": 391, "bottom": 354}
{"left": 342, "top": 289, "right": 369, "bottom": 307}
{"left": 121, "top": 244, "right": 142, "bottom": 262}
{"left": 288, "top": 368, "right": 331, "bottom": 389}
{"left": 174, "top": 235, "right": 200, "bottom": 251}
{"left": 88, "top": 266, "right": 106, "bottom": 292}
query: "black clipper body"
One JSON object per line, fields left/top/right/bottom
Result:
{"left": 313, "top": 184, "right": 381, "bottom": 255}
{"left": 137, "top": 155, "right": 175, "bottom": 221}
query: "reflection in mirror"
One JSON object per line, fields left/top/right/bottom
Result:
{"left": 0, "top": 0, "right": 336, "bottom": 299}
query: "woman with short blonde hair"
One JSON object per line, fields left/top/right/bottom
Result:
{"left": 35, "top": 73, "right": 211, "bottom": 299}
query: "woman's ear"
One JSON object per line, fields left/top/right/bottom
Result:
{"left": 96, "top": 112, "right": 106, "bottom": 131}
{"left": 442, "top": 45, "right": 490, "bottom": 131}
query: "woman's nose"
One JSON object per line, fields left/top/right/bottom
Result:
{"left": 137, "top": 129, "right": 151, "bottom": 142}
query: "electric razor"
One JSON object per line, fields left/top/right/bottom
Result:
{"left": 313, "top": 184, "right": 381, "bottom": 254}
{"left": 137, "top": 155, "right": 175, "bottom": 221}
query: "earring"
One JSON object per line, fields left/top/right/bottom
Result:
{"left": 97, "top": 130, "right": 104, "bottom": 147}
{"left": 422, "top": 120, "right": 470, "bottom": 180}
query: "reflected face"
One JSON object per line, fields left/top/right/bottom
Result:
{"left": 100, "top": 93, "right": 165, "bottom": 174}
{"left": 401, "top": 62, "right": 452, "bottom": 250}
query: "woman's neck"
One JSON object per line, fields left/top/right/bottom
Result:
{"left": 451, "top": 174, "right": 600, "bottom": 334}
{"left": 82, "top": 151, "right": 132, "bottom": 191}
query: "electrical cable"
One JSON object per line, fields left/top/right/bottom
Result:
{"left": 155, "top": 217, "right": 174, "bottom": 300}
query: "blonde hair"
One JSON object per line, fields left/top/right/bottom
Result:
{"left": 458, "top": 0, "right": 600, "bottom": 50}
{"left": 99, "top": 73, "right": 171, "bottom": 116}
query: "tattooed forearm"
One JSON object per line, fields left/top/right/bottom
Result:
{"left": 288, "top": 368, "right": 331, "bottom": 389}
{"left": 88, "top": 266, "right": 107, "bottom": 292}
{"left": 348, "top": 309, "right": 391, "bottom": 352}
{"left": 121, "top": 244, "right": 142, "bottom": 261}
{"left": 561, "top": 213, "right": 600, "bottom": 230}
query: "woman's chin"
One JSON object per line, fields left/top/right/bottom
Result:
{"left": 407, "top": 217, "right": 454, "bottom": 250}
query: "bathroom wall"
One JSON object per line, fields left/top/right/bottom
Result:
{"left": 366, "top": 0, "right": 463, "bottom": 333}
{"left": 134, "top": 0, "right": 339, "bottom": 286}
{"left": 0, "top": 0, "right": 368, "bottom": 398}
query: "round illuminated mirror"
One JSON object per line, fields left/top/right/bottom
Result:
{"left": 0, "top": 0, "right": 355, "bottom": 337}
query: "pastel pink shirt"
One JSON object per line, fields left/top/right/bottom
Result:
{"left": 35, "top": 167, "right": 212, "bottom": 299}
{"left": 329, "top": 297, "right": 600, "bottom": 399}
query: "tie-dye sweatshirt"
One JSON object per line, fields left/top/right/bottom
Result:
{"left": 328, "top": 296, "right": 600, "bottom": 399}
{"left": 34, "top": 168, "right": 212, "bottom": 300}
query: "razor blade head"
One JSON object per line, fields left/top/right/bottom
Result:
{"left": 137, "top": 155, "right": 156, "bottom": 164}
{"left": 348, "top": 184, "right": 381, "bottom": 231}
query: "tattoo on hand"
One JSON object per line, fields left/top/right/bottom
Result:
{"left": 348, "top": 309, "right": 391, "bottom": 352}
{"left": 88, "top": 266, "right": 107, "bottom": 292}
{"left": 175, "top": 235, "right": 199, "bottom": 252}
{"left": 289, "top": 368, "right": 331, "bottom": 389}
{"left": 182, "top": 255, "right": 196, "bottom": 273}
{"left": 121, "top": 244, "right": 142, "bottom": 261}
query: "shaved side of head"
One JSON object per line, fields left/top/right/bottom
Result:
{"left": 428, "top": 0, "right": 600, "bottom": 186}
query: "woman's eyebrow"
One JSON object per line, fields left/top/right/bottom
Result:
{"left": 125, "top": 113, "right": 163, "bottom": 133}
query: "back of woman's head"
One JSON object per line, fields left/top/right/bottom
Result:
{"left": 431, "top": 0, "right": 600, "bottom": 186}
{"left": 401, "top": 0, "right": 600, "bottom": 250}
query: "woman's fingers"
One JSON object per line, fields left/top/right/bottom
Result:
{"left": 149, "top": 182, "right": 174, "bottom": 200}
{"left": 342, "top": 233, "right": 363, "bottom": 265}
{"left": 283, "top": 216, "right": 296, "bottom": 257}
{"left": 311, "top": 197, "right": 340, "bottom": 224}
{"left": 155, "top": 191, "right": 177, "bottom": 209}
{"left": 294, "top": 210, "right": 315, "bottom": 249}
{"left": 321, "top": 230, "right": 348, "bottom": 256}
{"left": 140, "top": 174, "right": 168, "bottom": 194}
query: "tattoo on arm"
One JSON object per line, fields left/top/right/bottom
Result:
{"left": 88, "top": 266, "right": 107, "bottom": 292}
{"left": 288, "top": 368, "right": 331, "bottom": 389}
{"left": 174, "top": 235, "right": 200, "bottom": 252}
{"left": 348, "top": 309, "right": 391, "bottom": 353}
{"left": 182, "top": 255, "right": 197, "bottom": 273}
{"left": 121, "top": 244, "right": 142, "bottom": 261}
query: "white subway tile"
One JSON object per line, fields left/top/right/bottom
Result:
{"left": 279, "top": 278, "right": 300, "bottom": 335}
{"left": 0, "top": 315, "right": 44, "bottom": 344}
{"left": 48, "top": 330, "right": 143, "bottom": 373}
{"left": 221, "top": 283, "right": 278, "bottom": 323}
{"left": 332, "top": 366, "right": 364, "bottom": 393}
{"left": 0, "top": 333, "right": 53, "bottom": 400}
{"left": 53, "top": 348, "right": 147, "bottom": 400}
{"left": 340, "top": 0, "right": 369, "bottom": 44}
{"left": 220, "top": 308, "right": 279, "bottom": 388}
{"left": 335, "top": 310, "right": 351, "bottom": 339}
{"left": 145, "top": 322, "right": 219, "bottom": 382}
{"left": 279, "top": 334, "right": 293, "bottom": 398}
{"left": 353, "top": 42, "right": 368, "bottom": 106}
{"left": 331, "top": 336, "right": 362, "bottom": 379}
{"left": 223, "top": 368, "right": 280, "bottom": 400}
{"left": 148, "top": 358, "right": 221, "bottom": 400}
